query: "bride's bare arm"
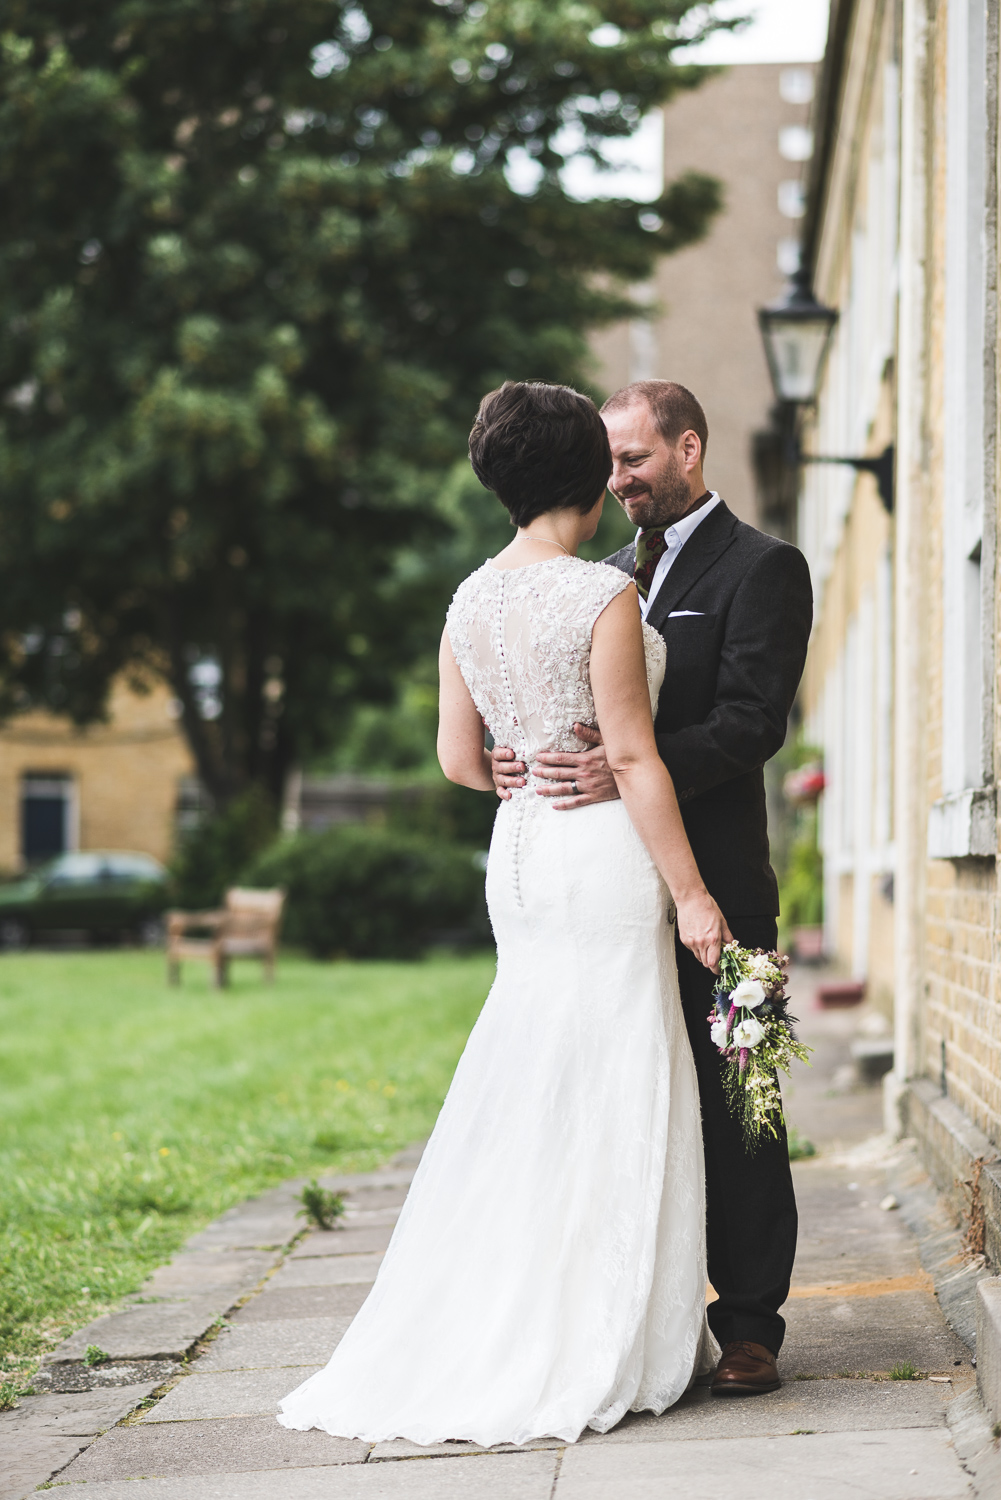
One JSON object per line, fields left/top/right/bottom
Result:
{"left": 590, "top": 587, "right": 732, "bottom": 972}
{"left": 437, "top": 628, "right": 495, "bottom": 791}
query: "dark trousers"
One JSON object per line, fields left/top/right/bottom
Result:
{"left": 675, "top": 915, "right": 798, "bottom": 1355}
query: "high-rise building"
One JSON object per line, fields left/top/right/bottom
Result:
{"left": 590, "top": 62, "right": 816, "bottom": 528}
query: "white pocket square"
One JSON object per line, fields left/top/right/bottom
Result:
{"left": 668, "top": 610, "right": 705, "bottom": 617}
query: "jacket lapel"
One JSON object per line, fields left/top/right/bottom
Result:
{"left": 644, "top": 501, "right": 740, "bottom": 630}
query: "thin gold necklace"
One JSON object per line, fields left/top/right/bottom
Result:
{"left": 518, "top": 533, "right": 573, "bottom": 557}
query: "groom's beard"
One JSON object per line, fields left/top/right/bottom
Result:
{"left": 612, "top": 457, "right": 694, "bottom": 529}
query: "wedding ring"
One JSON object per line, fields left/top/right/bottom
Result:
{"left": 570, "top": 780, "right": 579, "bottom": 796}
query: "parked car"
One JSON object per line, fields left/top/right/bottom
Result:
{"left": 0, "top": 851, "right": 169, "bottom": 948}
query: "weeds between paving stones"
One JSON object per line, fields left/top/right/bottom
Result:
{"left": 889, "top": 1361, "right": 920, "bottom": 1381}
{"left": 961, "top": 1155, "right": 994, "bottom": 1260}
{"left": 298, "top": 1180, "right": 346, "bottom": 1230}
{"left": 0, "top": 1378, "right": 33, "bottom": 1410}
{"left": 83, "top": 1344, "right": 110, "bottom": 1367}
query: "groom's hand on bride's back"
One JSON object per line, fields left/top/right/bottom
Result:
{"left": 535, "top": 726, "right": 620, "bottom": 809}
{"left": 490, "top": 726, "right": 620, "bottom": 809}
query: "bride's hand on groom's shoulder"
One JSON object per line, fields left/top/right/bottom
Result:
{"left": 675, "top": 892, "right": 732, "bottom": 974}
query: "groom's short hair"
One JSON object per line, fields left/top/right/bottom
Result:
{"left": 469, "top": 381, "right": 612, "bottom": 527}
{"left": 601, "top": 380, "right": 709, "bottom": 459}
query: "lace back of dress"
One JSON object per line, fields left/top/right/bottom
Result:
{"left": 446, "top": 558, "right": 656, "bottom": 765}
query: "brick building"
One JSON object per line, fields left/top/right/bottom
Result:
{"left": 0, "top": 679, "right": 194, "bottom": 872}
{"left": 797, "top": 0, "right": 1001, "bottom": 1270}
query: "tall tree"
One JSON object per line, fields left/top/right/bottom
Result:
{"left": 0, "top": 1, "right": 733, "bottom": 805}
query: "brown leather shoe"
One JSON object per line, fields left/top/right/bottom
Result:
{"left": 711, "top": 1340, "right": 780, "bottom": 1395}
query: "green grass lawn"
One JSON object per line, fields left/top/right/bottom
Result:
{"left": 0, "top": 948, "right": 493, "bottom": 1378}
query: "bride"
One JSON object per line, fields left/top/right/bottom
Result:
{"left": 278, "top": 380, "right": 730, "bottom": 1447}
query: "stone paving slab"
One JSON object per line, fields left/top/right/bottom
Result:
{"left": 362, "top": 1380, "right": 952, "bottom": 1462}
{"left": 57, "top": 1415, "right": 368, "bottom": 1482}
{"left": 184, "top": 1187, "right": 304, "bottom": 1253}
{"left": 1, "top": 1433, "right": 91, "bottom": 1500}
{"left": 369, "top": 1437, "right": 562, "bottom": 1461}
{"left": 55, "top": 1449, "right": 558, "bottom": 1498}
{"left": 197, "top": 1318, "right": 347, "bottom": 1372}
{"left": 232, "top": 1284, "right": 370, "bottom": 1323}
{"left": 0, "top": 1384, "right": 158, "bottom": 1436}
{"left": 575, "top": 1378, "right": 950, "bottom": 1443}
{"left": 140, "top": 1368, "right": 321, "bottom": 1423}
{"left": 291, "top": 1227, "right": 394, "bottom": 1260}
{"left": 141, "top": 1250, "right": 280, "bottom": 1298}
{"left": 270, "top": 1254, "right": 384, "bottom": 1289}
{"left": 50, "top": 1295, "right": 240, "bottom": 1363}
{"left": 556, "top": 1427, "right": 971, "bottom": 1498}
{"left": 318, "top": 1170, "right": 416, "bottom": 1194}
{"left": 333, "top": 1185, "right": 411, "bottom": 1212}
{"left": 792, "top": 1164, "right": 926, "bottom": 1284}
{"left": 781, "top": 1290, "right": 971, "bottom": 1376}
{"left": 342, "top": 1208, "right": 402, "bottom": 1229}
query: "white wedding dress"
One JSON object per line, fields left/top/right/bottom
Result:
{"left": 278, "top": 556, "right": 717, "bottom": 1447}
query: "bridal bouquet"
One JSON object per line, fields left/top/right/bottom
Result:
{"left": 707, "top": 942, "right": 812, "bottom": 1147}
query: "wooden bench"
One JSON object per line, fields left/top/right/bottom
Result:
{"left": 167, "top": 887, "right": 285, "bottom": 987}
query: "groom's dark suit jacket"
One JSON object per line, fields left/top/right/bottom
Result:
{"left": 606, "top": 501, "right": 813, "bottom": 917}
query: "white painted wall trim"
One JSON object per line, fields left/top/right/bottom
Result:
{"left": 927, "top": 788, "right": 998, "bottom": 859}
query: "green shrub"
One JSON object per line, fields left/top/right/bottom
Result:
{"left": 246, "top": 825, "right": 489, "bottom": 959}
{"left": 787, "top": 1127, "right": 817, "bottom": 1160}
{"left": 170, "top": 787, "right": 277, "bottom": 909}
{"left": 779, "top": 810, "right": 823, "bottom": 930}
{"left": 387, "top": 781, "right": 498, "bottom": 849}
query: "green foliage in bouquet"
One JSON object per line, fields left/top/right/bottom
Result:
{"left": 709, "top": 944, "right": 812, "bottom": 1149}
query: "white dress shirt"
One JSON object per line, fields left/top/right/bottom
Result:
{"left": 636, "top": 492, "right": 722, "bottom": 620}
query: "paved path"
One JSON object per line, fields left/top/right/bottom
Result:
{"left": 4, "top": 971, "right": 1000, "bottom": 1498}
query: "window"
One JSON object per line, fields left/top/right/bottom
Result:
{"left": 21, "top": 775, "right": 74, "bottom": 864}
{"left": 928, "top": 0, "right": 996, "bottom": 858}
{"left": 779, "top": 69, "right": 814, "bottom": 106}
{"left": 778, "top": 125, "right": 814, "bottom": 162}
{"left": 778, "top": 180, "right": 805, "bottom": 219}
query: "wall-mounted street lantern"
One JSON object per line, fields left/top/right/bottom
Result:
{"left": 757, "top": 270, "right": 894, "bottom": 513}
{"left": 758, "top": 269, "right": 839, "bottom": 404}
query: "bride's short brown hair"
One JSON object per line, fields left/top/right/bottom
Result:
{"left": 468, "top": 381, "right": 611, "bottom": 527}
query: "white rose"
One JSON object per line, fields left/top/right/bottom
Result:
{"left": 731, "top": 979, "right": 767, "bottom": 1010}
{"left": 710, "top": 1019, "right": 730, "bottom": 1049}
{"left": 732, "top": 1016, "right": 765, "bottom": 1049}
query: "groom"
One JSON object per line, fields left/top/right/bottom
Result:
{"left": 492, "top": 380, "right": 813, "bottom": 1394}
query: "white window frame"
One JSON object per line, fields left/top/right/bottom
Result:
{"left": 929, "top": 0, "right": 998, "bottom": 859}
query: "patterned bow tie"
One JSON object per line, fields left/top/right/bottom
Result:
{"left": 634, "top": 528, "right": 668, "bottom": 601}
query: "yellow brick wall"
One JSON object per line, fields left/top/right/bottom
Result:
{"left": 915, "top": 4, "right": 1001, "bottom": 1150}
{"left": 0, "top": 677, "right": 194, "bottom": 871}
